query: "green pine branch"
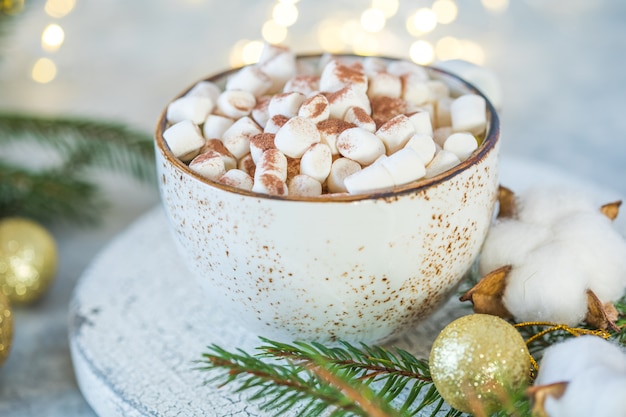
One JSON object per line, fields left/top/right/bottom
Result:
{"left": 0, "top": 113, "right": 156, "bottom": 225}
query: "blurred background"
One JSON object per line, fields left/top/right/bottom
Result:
{"left": 0, "top": 1, "right": 625, "bottom": 416}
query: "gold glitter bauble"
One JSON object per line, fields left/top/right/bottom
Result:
{"left": 0, "top": 217, "right": 57, "bottom": 304}
{"left": 0, "top": 291, "right": 13, "bottom": 367}
{"left": 429, "top": 314, "right": 530, "bottom": 415}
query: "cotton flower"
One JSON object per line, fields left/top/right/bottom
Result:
{"left": 531, "top": 336, "right": 626, "bottom": 417}
{"left": 466, "top": 185, "right": 626, "bottom": 327}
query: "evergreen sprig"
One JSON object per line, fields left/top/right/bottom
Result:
{"left": 0, "top": 113, "right": 156, "bottom": 224}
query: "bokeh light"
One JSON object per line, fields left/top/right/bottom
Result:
{"left": 317, "top": 18, "right": 346, "bottom": 53}
{"left": 44, "top": 0, "right": 75, "bottom": 18}
{"left": 262, "top": 19, "right": 288, "bottom": 44}
{"left": 41, "top": 23, "right": 65, "bottom": 52}
{"left": 409, "top": 40, "right": 434, "bottom": 65}
{"left": 481, "top": 0, "right": 509, "bottom": 13}
{"left": 360, "top": 7, "right": 386, "bottom": 33}
{"left": 31, "top": 58, "right": 57, "bottom": 83}
{"left": 407, "top": 8, "right": 437, "bottom": 35}
{"left": 432, "top": 0, "right": 458, "bottom": 24}
{"left": 435, "top": 36, "right": 462, "bottom": 61}
{"left": 272, "top": 2, "right": 299, "bottom": 27}
{"left": 352, "top": 31, "right": 380, "bottom": 56}
{"left": 371, "top": 0, "right": 399, "bottom": 18}
{"left": 459, "top": 39, "right": 485, "bottom": 65}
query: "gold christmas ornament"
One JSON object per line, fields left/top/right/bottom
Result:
{"left": 0, "top": 291, "right": 13, "bottom": 367}
{"left": 0, "top": 217, "right": 58, "bottom": 304}
{"left": 429, "top": 314, "right": 531, "bottom": 415}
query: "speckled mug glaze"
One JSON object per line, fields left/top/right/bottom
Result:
{"left": 155, "top": 55, "right": 500, "bottom": 344}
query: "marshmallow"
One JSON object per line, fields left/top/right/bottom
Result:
{"left": 344, "top": 163, "right": 395, "bottom": 194}
{"left": 379, "top": 147, "right": 426, "bottom": 186}
{"left": 450, "top": 93, "right": 487, "bottom": 135}
{"left": 186, "top": 80, "right": 221, "bottom": 103}
{"left": 274, "top": 116, "right": 321, "bottom": 158}
{"left": 401, "top": 73, "right": 430, "bottom": 106}
{"left": 162, "top": 120, "right": 206, "bottom": 162}
{"left": 225, "top": 65, "right": 272, "bottom": 98}
{"left": 327, "top": 85, "right": 371, "bottom": 119}
{"left": 249, "top": 133, "right": 276, "bottom": 165}
{"left": 166, "top": 95, "right": 214, "bottom": 124}
{"left": 288, "top": 174, "right": 322, "bottom": 197}
{"left": 298, "top": 94, "right": 330, "bottom": 124}
{"left": 370, "top": 96, "right": 412, "bottom": 127}
{"left": 317, "top": 119, "right": 356, "bottom": 155}
{"left": 435, "top": 97, "right": 453, "bottom": 128}
{"left": 251, "top": 96, "right": 271, "bottom": 128}
{"left": 362, "top": 56, "right": 388, "bottom": 77}
{"left": 375, "top": 114, "right": 416, "bottom": 154}
{"left": 255, "top": 148, "right": 288, "bottom": 182}
{"left": 200, "top": 138, "right": 237, "bottom": 171}
{"left": 203, "top": 114, "right": 234, "bottom": 140}
{"left": 404, "top": 133, "right": 437, "bottom": 165}
{"left": 189, "top": 150, "right": 226, "bottom": 181}
{"left": 319, "top": 59, "right": 368, "bottom": 94}
{"left": 387, "top": 60, "right": 430, "bottom": 80}
{"left": 443, "top": 132, "right": 478, "bottom": 161}
{"left": 264, "top": 114, "right": 289, "bottom": 134}
{"left": 258, "top": 47, "right": 297, "bottom": 92}
{"left": 336, "top": 127, "right": 386, "bottom": 166}
{"left": 300, "top": 142, "right": 332, "bottom": 183}
{"left": 426, "top": 80, "right": 451, "bottom": 103}
{"left": 407, "top": 111, "right": 433, "bottom": 136}
{"left": 283, "top": 75, "right": 320, "bottom": 96}
{"left": 326, "top": 158, "right": 362, "bottom": 193}
{"left": 218, "top": 169, "right": 254, "bottom": 191}
{"left": 252, "top": 172, "right": 288, "bottom": 196}
{"left": 425, "top": 150, "right": 461, "bottom": 178}
{"left": 268, "top": 91, "right": 306, "bottom": 118}
{"left": 222, "top": 116, "right": 262, "bottom": 159}
{"left": 433, "top": 126, "right": 453, "bottom": 147}
{"left": 434, "top": 59, "right": 502, "bottom": 110}
{"left": 367, "top": 72, "right": 402, "bottom": 99}
{"left": 238, "top": 153, "right": 256, "bottom": 177}
{"left": 344, "top": 106, "right": 376, "bottom": 133}
{"left": 216, "top": 89, "right": 256, "bottom": 119}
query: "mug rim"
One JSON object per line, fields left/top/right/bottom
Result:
{"left": 154, "top": 53, "right": 500, "bottom": 203}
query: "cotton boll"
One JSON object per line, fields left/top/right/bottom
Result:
{"left": 553, "top": 212, "right": 626, "bottom": 301}
{"left": 478, "top": 219, "right": 551, "bottom": 276}
{"left": 517, "top": 186, "right": 598, "bottom": 226}
{"left": 536, "top": 336, "right": 626, "bottom": 386}
{"left": 503, "top": 243, "right": 588, "bottom": 325}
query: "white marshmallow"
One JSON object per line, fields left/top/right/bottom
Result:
{"left": 367, "top": 72, "right": 402, "bottom": 99}
{"left": 362, "top": 56, "right": 388, "bottom": 77}
{"left": 327, "top": 85, "right": 372, "bottom": 119}
{"left": 379, "top": 147, "right": 426, "bottom": 186}
{"left": 225, "top": 65, "right": 272, "bottom": 98}
{"left": 433, "top": 126, "right": 453, "bottom": 147}
{"left": 344, "top": 163, "right": 395, "bottom": 194}
{"left": 189, "top": 150, "right": 226, "bottom": 181}
{"left": 387, "top": 60, "right": 429, "bottom": 80}
{"left": 218, "top": 169, "right": 254, "bottom": 191}
{"left": 344, "top": 107, "right": 376, "bottom": 133}
{"left": 216, "top": 89, "right": 256, "bottom": 119}
{"left": 300, "top": 142, "right": 332, "bottom": 183}
{"left": 425, "top": 149, "right": 461, "bottom": 178}
{"left": 375, "top": 114, "right": 416, "bottom": 154}
{"left": 186, "top": 80, "right": 221, "bottom": 103}
{"left": 298, "top": 94, "right": 330, "bottom": 124}
{"left": 407, "top": 111, "right": 433, "bottom": 136}
{"left": 258, "top": 48, "right": 297, "bottom": 92}
{"left": 443, "top": 132, "right": 478, "bottom": 161}
{"left": 435, "top": 59, "right": 502, "bottom": 110}
{"left": 200, "top": 139, "right": 237, "bottom": 171}
{"left": 426, "top": 80, "right": 451, "bottom": 103}
{"left": 162, "top": 120, "right": 205, "bottom": 162}
{"left": 255, "top": 148, "right": 288, "bottom": 182}
{"left": 319, "top": 59, "right": 368, "bottom": 94}
{"left": 288, "top": 174, "right": 322, "bottom": 197}
{"left": 252, "top": 172, "right": 288, "bottom": 196}
{"left": 326, "top": 158, "right": 362, "bottom": 193}
{"left": 202, "top": 114, "right": 234, "bottom": 139}
{"left": 336, "top": 127, "right": 386, "bottom": 166}
{"left": 404, "top": 133, "right": 437, "bottom": 165}
{"left": 221, "top": 116, "right": 262, "bottom": 159}
{"left": 401, "top": 73, "right": 430, "bottom": 106}
{"left": 268, "top": 91, "right": 306, "bottom": 118}
{"left": 317, "top": 119, "right": 355, "bottom": 155}
{"left": 249, "top": 133, "right": 276, "bottom": 165}
{"left": 435, "top": 97, "right": 452, "bottom": 128}
{"left": 238, "top": 153, "right": 256, "bottom": 177}
{"left": 166, "top": 95, "right": 214, "bottom": 124}
{"left": 264, "top": 115, "right": 289, "bottom": 134}
{"left": 251, "top": 96, "right": 271, "bottom": 128}
{"left": 450, "top": 93, "right": 487, "bottom": 135}
{"left": 274, "top": 116, "right": 321, "bottom": 158}
{"left": 283, "top": 75, "right": 320, "bottom": 96}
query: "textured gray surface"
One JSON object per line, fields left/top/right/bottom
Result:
{"left": 0, "top": 1, "right": 625, "bottom": 416}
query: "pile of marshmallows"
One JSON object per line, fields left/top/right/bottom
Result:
{"left": 162, "top": 44, "right": 488, "bottom": 197}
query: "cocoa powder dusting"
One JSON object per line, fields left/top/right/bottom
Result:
{"left": 270, "top": 114, "right": 289, "bottom": 128}
{"left": 302, "top": 94, "right": 327, "bottom": 119}
{"left": 250, "top": 133, "right": 276, "bottom": 152}
{"left": 202, "top": 138, "right": 233, "bottom": 157}
{"left": 317, "top": 119, "right": 356, "bottom": 135}
{"left": 286, "top": 156, "right": 300, "bottom": 180}
{"left": 351, "top": 107, "right": 374, "bottom": 125}
{"left": 335, "top": 62, "right": 366, "bottom": 85}
{"left": 370, "top": 96, "right": 410, "bottom": 128}
{"left": 259, "top": 173, "right": 287, "bottom": 195}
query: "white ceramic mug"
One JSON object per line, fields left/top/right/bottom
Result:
{"left": 155, "top": 55, "right": 500, "bottom": 344}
